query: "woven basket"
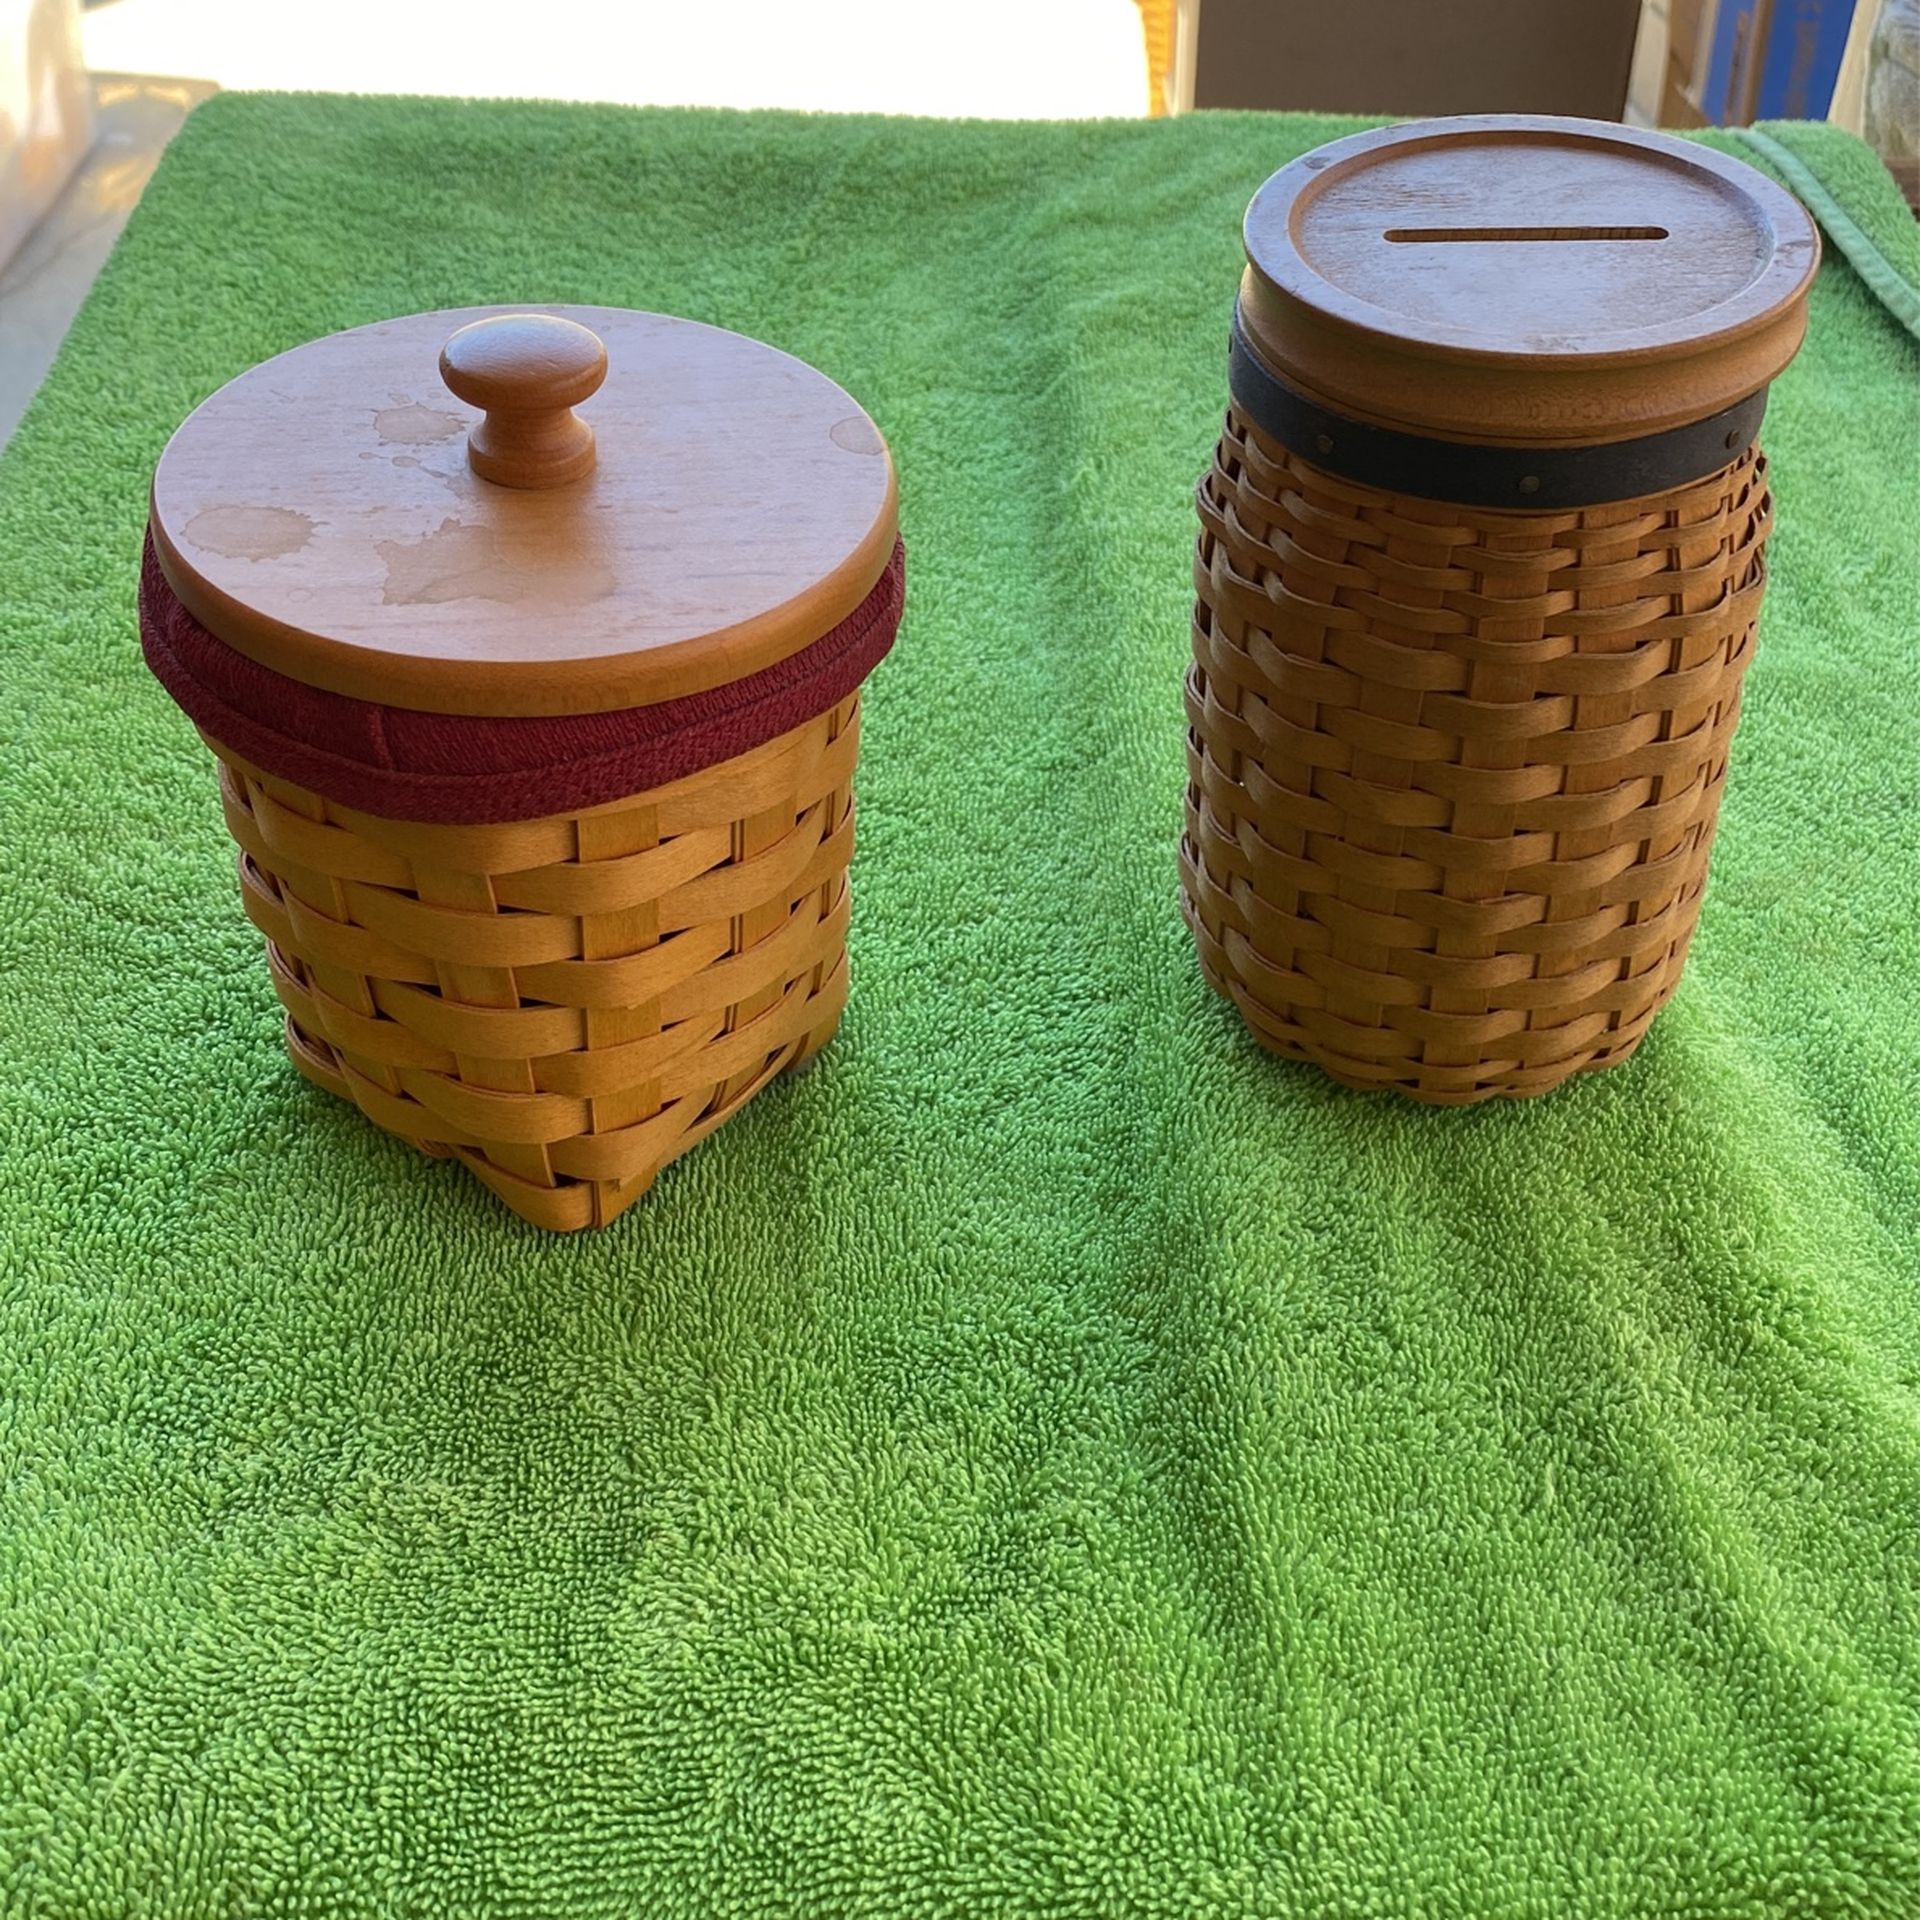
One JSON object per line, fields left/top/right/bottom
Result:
{"left": 1184, "top": 117, "right": 1817, "bottom": 1102}
{"left": 1184, "top": 408, "right": 1769, "bottom": 1101}
{"left": 210, "top": 698, "right": 857, "bottom": 1231}
{"left": 143, "top": 305, "right": 901, "bottom": 1226}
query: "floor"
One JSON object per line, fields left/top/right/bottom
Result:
{"left": 0, "top": 70, "right": 211, "bottom": 447}
{"left": 0, "top": 0, "right": 1149, "bottom": 452}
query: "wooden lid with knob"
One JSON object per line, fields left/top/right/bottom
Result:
{"left": 1237, "top": 116, "right": 1820, "bottom": 447}
{"left": 149, "top": 306, "right": 899, "bottom": 717}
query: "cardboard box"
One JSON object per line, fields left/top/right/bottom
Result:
{"left": 1180, "top": 0, "right": 1644, "bottom": 118}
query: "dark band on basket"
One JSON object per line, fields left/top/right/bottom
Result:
{"left": 1228, "top": 307, "right": 1768, "bottom": 510}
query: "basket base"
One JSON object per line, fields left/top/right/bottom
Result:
{"left": 282, "top": 962, "right": 847, "bottom": 1231}
{"left": 1183, "top": 883, "right": 1686, "bottom": 1105}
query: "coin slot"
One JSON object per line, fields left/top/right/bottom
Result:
{"left": 1383, "top": 226, "right": 1670, "bottom": 243}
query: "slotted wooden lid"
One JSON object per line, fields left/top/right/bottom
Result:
{"left": 149, "top": 306, "right": 899, "bottom": 716}
{"left": 1238, "top": 116, "right": 1820, "bottom": 446}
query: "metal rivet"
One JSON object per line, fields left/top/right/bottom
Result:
{"left": 1518, "top": 474, "right": 1540, "bottom": 495}
{"left": 1725, "top": 428, "right": 1742, "bottom": 449}
{"left": 1314, "top": 433, "right": 1335, "bottom": 455}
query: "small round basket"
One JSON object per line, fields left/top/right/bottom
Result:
{"left": 1182, "top": 117, "right": 1818, "bottom": 1102}
{"left": 144, "top": 306, "right": 902, "bottom": 1228}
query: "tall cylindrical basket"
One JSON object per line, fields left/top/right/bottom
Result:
{"left": 1182, "top": 117, "right": 1818, "bottom": 1102}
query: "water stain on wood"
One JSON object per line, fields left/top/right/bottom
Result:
{"left": 184, "top": 505, "right": 315, "bottom": 561}
{"left": 830, "top": 415, "right": 883, "bottom": 455}
{"left": 373, "top": 403, "right": 467, "bottom": 445}
{"left": 377, "top": 518, "right": 617, "bottom": 609}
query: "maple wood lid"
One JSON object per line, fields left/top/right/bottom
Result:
{"left": 149, "top": 306, "right": 899, "bottom": 717}
{"left": 1238, "top": 116, "right": 1820, "bottom": 447}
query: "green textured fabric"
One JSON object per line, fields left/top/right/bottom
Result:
{"left": 1722, "top": 124, "right": 1920, "bottom": 342}
{"left": 2, "top": 99, "right": 1917, "bottom": 1919}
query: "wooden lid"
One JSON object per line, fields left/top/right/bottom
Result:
{"left": 1239, "top": 116, "right": 1820, "bottom": 446}
{"left": 149, "top": 306, "right": 899, "bottom": 716}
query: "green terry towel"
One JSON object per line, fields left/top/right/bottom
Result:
{"left": 1, "top": 98, "right": 1916, "bottom": 1919}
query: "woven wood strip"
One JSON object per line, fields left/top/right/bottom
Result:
{"left": 210, "top": 695, "right": 862, "bottom": 1228}
{"left": 1182, "top": 403, "right": 1771, "bottom": 1104}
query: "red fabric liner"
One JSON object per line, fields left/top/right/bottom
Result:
{"left": 140, "top": 534, "right": 904, "bottom": 825}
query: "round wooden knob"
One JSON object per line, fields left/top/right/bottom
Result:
{"left": 438, "top": 313, "right": 608, "bottom": 489}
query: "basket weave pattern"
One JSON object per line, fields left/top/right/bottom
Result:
{"left": 1182, "top": 404, "right": 1771, "bottom": 1102}
{"left": 214, "top": 696, "right": 860, "bottom": 1229}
